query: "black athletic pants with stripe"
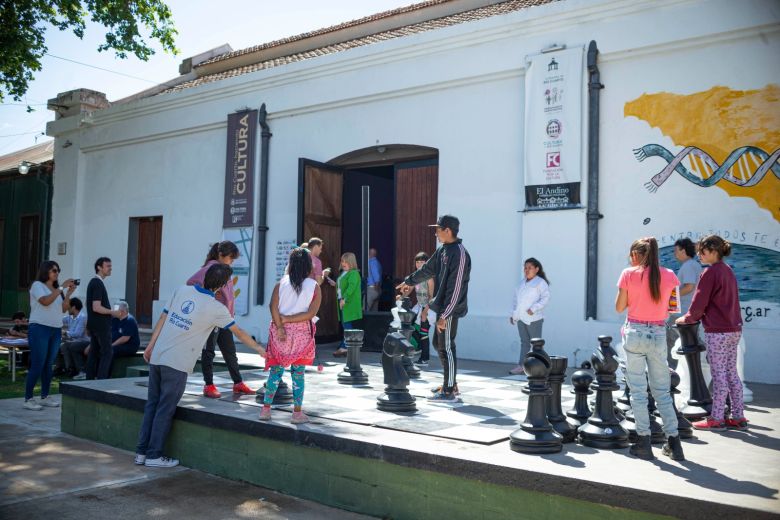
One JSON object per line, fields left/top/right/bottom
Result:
{"left": 433, "top": 316, "right": 458, "bottom": 393}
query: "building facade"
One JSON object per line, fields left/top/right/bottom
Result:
{"left": 46, "top": 0, "right": 780, "bottom": 381}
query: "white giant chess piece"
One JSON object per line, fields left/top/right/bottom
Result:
{"left": 672, "top": 334, "right": 753, "bottom": 407}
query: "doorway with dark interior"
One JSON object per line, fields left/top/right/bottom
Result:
{"left": 298, "top": 146, "right": 438, "bottom": 345}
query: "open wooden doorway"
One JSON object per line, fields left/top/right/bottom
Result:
{"left": 299, "top": 146, "right": 438, "bottom": 343}
{"left": 298, "top": 159, "right": 344, "bottom": 340}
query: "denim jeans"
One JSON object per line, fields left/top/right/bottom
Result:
{"left": 26, "top": 323, "right": 62, "bottom": 400}
{"left": 623, "top": 322, "right": 679, "bottom": 437}
{"left": 136, "top": 364, "right": 188, "bottom": 459}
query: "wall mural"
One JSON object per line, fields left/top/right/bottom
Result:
{"left": 626, "top": 84, "right": 779, "bottom": 328}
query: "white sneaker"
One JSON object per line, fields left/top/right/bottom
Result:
{"left": 23, "top": 399, "right": 43, "bottom": 411}
{"left": 144, "top": 456, "right": 179, "bottom": 468}
{"left": 134, "top": 453, "right": 146, "bottom": 465}
{"left": 39, "top": 397, "right": 60, "bottom": 408}
{"left": 73, "top": 372, "right": 86, "bottom": 380}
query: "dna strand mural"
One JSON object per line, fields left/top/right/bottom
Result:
{"left": 633, "top": 144, "right": 780, "bottom": 193}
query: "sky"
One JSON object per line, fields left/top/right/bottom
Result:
{"left": 0, "top": 0, "right": 415, "bottom": 155}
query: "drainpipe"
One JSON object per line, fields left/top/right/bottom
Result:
{"left": 586, "top": 40, "right": 604, "bottom": 320}
{"left": 256, "top": 103, "right": 272, "bottom": 305}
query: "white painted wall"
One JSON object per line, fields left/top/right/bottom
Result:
{"left": 47, "top": 0, "right": 780, "bottom": 382}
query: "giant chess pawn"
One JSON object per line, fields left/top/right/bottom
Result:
{"left": 566, "top": 368, "right": 593, "bottom": 430}
{"left": 578, "top": 336, "right": 629, "bottom": 449}
{"left": 337, "top": 329, "right": 369, "bottom": 385}
{"left": 510, "top": 338, "right": 562, "bottom": 454}
{"left": 377, "top": 331, "right": 417, "bottom": 412}
{"left": 397, "top": 298, "right": 421, "bottom": 379}
{"left": 670, "top": 368, "right": 693, "bottom": 439}
{"left": 546, "top": 356, "right": 577, "bottom": 443}
{"left": 256, "top": 379, "right": 293, "bottom": 405}
{"left": 675, "top": 322, "right": 712, "bottom": 419}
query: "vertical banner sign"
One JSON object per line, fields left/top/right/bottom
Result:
{"left": 223, "top": 109, "right": 258, "bottom": 227}
{"left": 524, "top": 48, "right": 583, "bottom": 209}
{"left": 221, "top": 227, "right": 253, "bottom": 316}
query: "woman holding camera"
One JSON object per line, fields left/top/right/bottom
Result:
{"left": 25, "top": 261, "right": 76, "bottom": 410}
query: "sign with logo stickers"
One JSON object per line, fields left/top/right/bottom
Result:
{"left": 524, "top": 48, "right": 584, "bottom": 209}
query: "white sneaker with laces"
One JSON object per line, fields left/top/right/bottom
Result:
{"left": 39, "top": 397, "right": 60, "bottom": 408}
{"left": 134, "top": 453, "right": 146, "bottom": 465}
{"left": 23, "top": 399, "right": 43, "bottom": 411}
{"left": 145, "top": 456, "right": 179, "bottom": 468}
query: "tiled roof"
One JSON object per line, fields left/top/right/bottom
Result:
{"left": 0, "top": 140, "right": 54, "bottom": 174}
{"left": 161, "top": 0, "right": 554, "bottom": 95}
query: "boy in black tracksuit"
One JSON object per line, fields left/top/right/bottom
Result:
{"left": 398, "top": 215, "right": 471, "bottom": 401}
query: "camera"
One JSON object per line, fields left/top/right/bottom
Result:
{"left": 74, "top": 279, "right": 81, "bottom": 287}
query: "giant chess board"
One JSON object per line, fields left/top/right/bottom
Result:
{"left": 138, "top": 362, "right": 580, "bottom": 445}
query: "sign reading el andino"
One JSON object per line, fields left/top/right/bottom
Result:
{"left": 223, "top": 110, "right": 257, "bottom": 228}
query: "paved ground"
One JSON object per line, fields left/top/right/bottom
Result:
{"left": 0, "top": 397, "right": 375, "bottom": 520}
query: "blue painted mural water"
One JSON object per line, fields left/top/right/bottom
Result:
{"left": 660, "top": 244, "right": 780, "bottom": 305}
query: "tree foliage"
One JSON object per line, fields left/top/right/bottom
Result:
{"left": 0, "top": 1, "right": 178, "bottom": 102}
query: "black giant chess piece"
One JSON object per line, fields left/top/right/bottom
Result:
{"left": 675, "top": 322, "right": 712, "bottom": 419}
{"left": 546, "top": 356, "right": 577, "bottom": 443}
{"left": 616, "top": 374, "right": 631, "bottom": 415}
{"left": 377, "top": 331, "right": 417, "bottom": 412}
{"left": 510, "top": 338, "right": 562, "bottom": 454}
{"left": 338, "top": 329, "right": 369, "bottom": 385}
{"left": 566, "top": 368, "right": 593, "bottom": 430}
{"left": 398, "top": 298, "right": 421, "bottom": 379}
{"left": 670, "top": 368, "right": 693, "bottom": 439}
{"left": 578, "top": 336, "right": 629, "bottom": 449}
{"left": 256, "top": 379, "right": 293, "bottom": 405}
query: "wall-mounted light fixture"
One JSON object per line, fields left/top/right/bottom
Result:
{"left": 62, "top": 140, "right": 73, "bottom": 148}
{"left": 377, "top": 146, "right": 386, "bottom": 154}
{"left": 18, "top": 160, "right": 31, "bottom": 175}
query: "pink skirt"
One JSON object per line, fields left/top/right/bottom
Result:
{"left": 265, "top": 321, "right": 316, "bottom": 367}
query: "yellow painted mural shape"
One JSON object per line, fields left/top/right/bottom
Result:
{"left": 625, "top": 84, "right": 780, "bottom": 222}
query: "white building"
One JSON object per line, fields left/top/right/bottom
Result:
{"left": 46, "top": 0, "right": 780, "bottom": 382}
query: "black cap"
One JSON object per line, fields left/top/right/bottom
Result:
{"left": 428, "top": 214, "right": 459, "bottom": 234}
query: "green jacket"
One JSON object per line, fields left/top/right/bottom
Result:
{"left": 337, "top": 269, "right": 363, "bottom": 323}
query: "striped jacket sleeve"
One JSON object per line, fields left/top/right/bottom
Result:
{"left": 438, "top": 244, "right": 467, "bottom": 319}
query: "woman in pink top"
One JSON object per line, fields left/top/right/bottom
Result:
{"left": 187, "top": 241, "right": 255, "bottom": 398}
{"left": 615, "top": 237, "right": 684, "bottom": 461}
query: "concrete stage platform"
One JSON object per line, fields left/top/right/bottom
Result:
{"left": 60, "top": 358, "right": 780, "bottom": 520}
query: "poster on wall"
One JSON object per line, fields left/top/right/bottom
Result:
{"left": 275, "top": 239, "right": 298, "bottom": 281}
{"left": 221, "top": 227, "right": 253, "bottom": 316}
{"left": 223, "top": 109, "right": 258, "bottom": 228}
{"left": 524, "top": 47, "right": 583, "bottom": 210}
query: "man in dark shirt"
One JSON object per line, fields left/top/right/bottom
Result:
{"left": 86, "top": 257, "right": 121, "bottom": 379}
{"left": 9, "top": 312, "right": 28, "bottom": 338}
{"left": 397, "top": 215, "right": 471, "bottom": 402}
{"left": 112, "top": 301, "right": 141, "bottom": 357}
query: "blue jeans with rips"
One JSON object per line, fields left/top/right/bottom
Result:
{"left": 623, "top": 322, "right": 679, "bottom": 437}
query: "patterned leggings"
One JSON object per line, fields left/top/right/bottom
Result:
{"left": 264, "top": 365, "right": 305, "bottom": 408}
{"left": 705, "top": 331, "right": 744, "bottom": 420}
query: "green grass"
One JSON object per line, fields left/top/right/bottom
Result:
{"left": 0, "top": 359, "right": 67, "bottom": 399}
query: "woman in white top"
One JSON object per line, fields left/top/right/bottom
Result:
{"left": 509, "top": 257, "right": 550, "bottom": 375}
{"left": 259, "top": 248, "right": 322, "bottom": 424}
{"left": 25, "top": 261, "right": 77, "bottom": 410}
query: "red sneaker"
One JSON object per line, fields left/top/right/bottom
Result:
{"left": 203, "top": 384, "right": 222, "bottom": 399}
{"left": 692, "top": 417, "right": 726, "bottom": 431}
{"left": 725, "top": 417, "right": 749, "bottom": 431}
{"left": 233, "top": 382, "right": 255, "bottom": 395}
